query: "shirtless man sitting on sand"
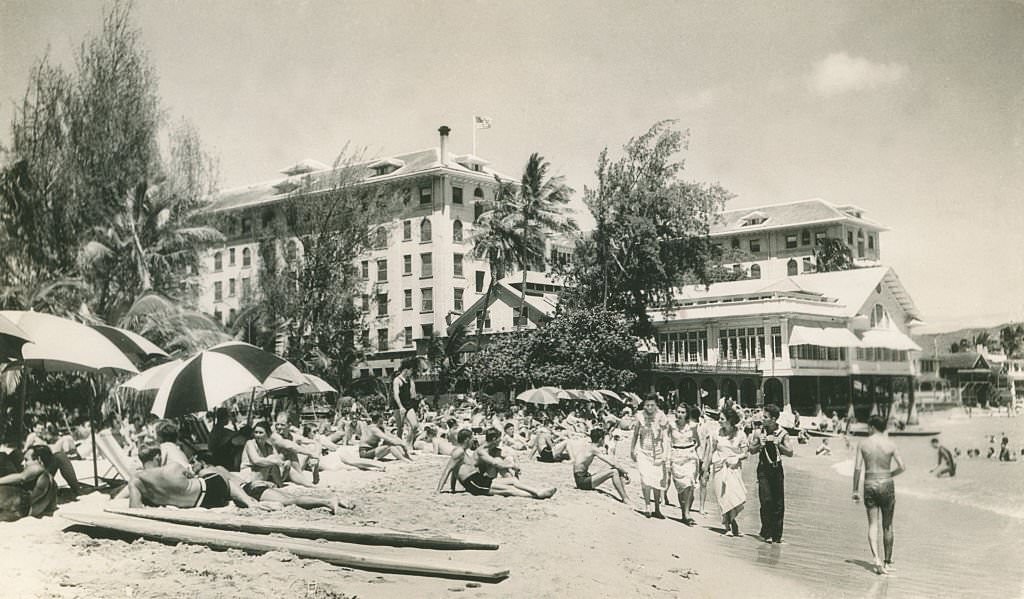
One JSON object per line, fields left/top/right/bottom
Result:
{"left": 358, "top": 412, "right": 413, "bottom": 462}
{"left": 0, "top": 445, "right": 58, "bottom": 518}
{"left": 414, "top": 424, "right": 453, "bottom": 455}
{"left": 500, "top": 422, "right": 529, "bottom": 452}
{"left": 852, "top": 415, "right": 906, "bottom": 575}
{"left": 437, "top": 428, "right": 557, "bottom": 499}
{"left": 129, "top": 442, "right": 263, "bottom": 510}
{"left": 572, "top": 428, "right": 630, "bottom": 503}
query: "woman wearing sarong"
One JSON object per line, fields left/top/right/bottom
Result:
{"left": 668, "top": 405, "right": 702, "bottom": 524}
{"left": 630, "top": 394, "right": 670, "bottom": 518}
{"left": 710, "top": 405, "right": 749, "bottom": 536}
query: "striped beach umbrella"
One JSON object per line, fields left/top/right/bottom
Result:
{"left": 119, "top": 359, "right": 184, "bottom": 392}
{"left": 516, "top": 386, "right": 561, "bottom": 406}
{"left": 90, "top": 324, "right": 169, "bottom": 369}
{"left": 151, "top": 342, "right": 304, "bottom": 418}
{"left": 0, "top": 313, "right": 32, "bottom": 362}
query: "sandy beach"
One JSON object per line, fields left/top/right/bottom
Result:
{"left": 3, "top": 411, "right": 1023, "bottom": 599}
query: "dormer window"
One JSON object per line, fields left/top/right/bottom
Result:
{"left": 368, "top": 158, "right": 404, "bottom": 177}
{"left": 739, "top": 211, "right": 768, "bottom": 227}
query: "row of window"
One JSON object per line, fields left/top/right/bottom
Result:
{"left": 213, "top": 277, "right": 252, "bottom": 302}
{"left": 362, "top": 286, "right": 467, "bottom": 315}
{"left": 726, "top": 229, "right": 875, "bottom": 254}
{"left": 411, "top": 185, "right": 484, "bottom": 207}
{"left": 213, "top": 247, "right": 253, "bottom": 271}
{"left": 656, "top": 327, "right": 784, "bottom": 363}
{"left": 362, "top": 308, "right": 494, "bottom": 354}
{"left": 361, "top": 253, "right": 468, "bottom": 281}
{"left": 856, "top": 348, "right": 910, "bottom": 362}
{"left": 790, "top": 345, "right": 848, "bottom": 361}
{"left": 376, "top": 218, "right": 466, "bottom": 248}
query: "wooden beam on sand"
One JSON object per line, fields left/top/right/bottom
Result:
{"left": 104, "top": 507, "right": 499, "bottom": 550}
{"left": 60, "top": 511, "right": 509, "bottom": 582}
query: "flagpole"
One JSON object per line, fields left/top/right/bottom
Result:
{"left": 472, "top": 116, "right": 477, "bottom": 156}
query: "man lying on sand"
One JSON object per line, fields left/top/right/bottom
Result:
{"left": 129, "top": 442, "right": 263, "bottom": 510}
{"left": 359, "top": 412, "right": 413, "bottom": 462}
{"left": 414, "top": 424, "right": 453, "bottom": 455}
{"left": 0, "top": 445, "right": 58, "bottom": 518}
{"left": 191, "top": 452, "right": 354, "bottom": 513}
{"left": 572, "top": 428, "right": 630, "bottom": 503}
{"left": 438, "top": 429, "right": 557, "bottom": 499}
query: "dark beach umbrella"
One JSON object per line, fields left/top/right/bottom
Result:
{"left": 90, "top": 324, "right": 169, "bottom": 369}
{"left": 0, "top": 313, "right": 32, "bottom": 362}
{"left": 151, "top": 342, "right": 303, "bottom": 418}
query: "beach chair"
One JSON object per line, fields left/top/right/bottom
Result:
{"left": 177, "top": 415, "right": 211, "bottom": 458}
{"left": 86, "top": 429, "right": 142, "bottom": 489}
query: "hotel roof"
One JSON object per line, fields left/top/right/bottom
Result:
{"left": 205, "top": 147, "right": 509, "bottom": 214}
{"left": 710, "top": 198, "right": 888, "bottom": 236}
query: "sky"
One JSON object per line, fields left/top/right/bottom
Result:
{"left": 2, "top": 1, "right": 1022, "bottom": 333}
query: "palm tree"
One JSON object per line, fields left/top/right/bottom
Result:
{"left": 1000, "top": 325, "right": 1023, "bottom": 358}
{"left": 470, "top": 190, "right": 523, "bottom": 346}
{"left": 425, "top": 322, "right": 476, "bottom": 407}
{"left": 509, "top": 154, "right": 577, "bottom": 326}
{"left": 79, "top": 180, "right": 223, "bottom": 323}
{"left": 118, "top": 292, "right": 229, "bottom": 358}
{"left": 814, "top": 237, "right": 854, "bottom": 272}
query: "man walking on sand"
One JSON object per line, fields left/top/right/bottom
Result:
{"left": 852, "top": 415, "right": 906, "bottom": 575}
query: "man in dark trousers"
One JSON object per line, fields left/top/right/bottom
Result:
{"left": 391, "top": 358, "right": 420, "bottom": 447}
{"left": 748, "top": 404, "right": 793, "bottom": 544}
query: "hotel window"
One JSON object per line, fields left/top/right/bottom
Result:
{"left": 377, "top": 329, "right": 389, "bottom": 352}
{"left": 214, "top": 281, "right": 222, "bottom": 301}
{"left": 242, "top": 247, "right": 252, "bottom": 267}
{"left": 847, "top": 230, "right": 854, "bottom": 244}
{"left": 422, "top": 324, "right": 433, "bottom": 339}
{"left": 419, "top": 186, "right": 432, "bottom": 206}
{"left": 377, "top": 259, "right": 387, "bottom": 282}
{"left": 241, "top": 278, "right": 251, "bottom": 301}
{"left": 452, "top": 186, "right": 463, "bottom": 205}
{"left": 400, "top": 221, "right": 410, "bottom": 242}
{"left": 228, "top": 278, "right": 236, "bottom": 297}
{"left": 868, "top": 234, "right": 875, "bottom": 250}
{"left": 787, "top": 259, "right": 798, "bottom": 276}
{"left": 785, "top": 234, "right": 798, "bottom": 249}
{"left": 454, "top": 288, "right": 464, "bottom": 311}
{"left": 403, "top": 289, "right": 413, "bottom": 310}
{"left": 814, "top": 231, "right": 826, "bottom": 246}
{"left": 376, "top": 293, "right": 388, "bottom": 317}
{"left": 474, "top": 201, "right": 484, "bottom": 222}
{"left": 361, "top": 260, "right": 369, "bottom": 280}
{"left": 801, "top": 229, "right": 811, "bottom": 246}
{"left": 421, "top": 253, "right": 433, "bottom": 278}
{"left": 421, "top": 288, "right": 433, "bottom": 312}
{"left": 749, "top": 239, "right": 761, "bottom": 253}
{"left": 475, "top": 271, "right": 485, "bottom": 293}
{"left": 420, "top": 219, "right": 432, "bottom": 242}
{"left": 453, "top": 253, "right": 463, "bottom": 277}
{"left": 453, "top": 220, "right": 463, "bottom": 243}
{"left": 375, "top": 227, "right": 388, "bottom": 249}
{"left": 213, "top": 252, "right": 223, "bottom": 271}
{"left": 361, "top": 294, "right": 370, "bottom": 312}
{"left": 731, "top": 238, "right": 740, "bottom": 250}
{"left": 750, "top": 264, "right": 761, "bottom": 279}
{"left": 403, "top": 254, "right": 412, "bottom": 275}
{"left": 229, "top": 248, "right": 236, "bottom": 266}
{"left": 361, "top": 329, "right": 370, "bottom": 349}
{"left": 476, "top": 310, "right": 491, "bottom": 330}
{"left": 404, "top": 326, "right": 413, "bottom": 347}
{"left": 771, "top": 326, "right": 782, "bottom": 358}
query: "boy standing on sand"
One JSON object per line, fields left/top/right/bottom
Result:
{"left": 852, "top": 416, "right": 906, "bottom": 575}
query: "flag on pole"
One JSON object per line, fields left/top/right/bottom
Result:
{"left": 474, "top": 115, "right": 493, "bottom": 129}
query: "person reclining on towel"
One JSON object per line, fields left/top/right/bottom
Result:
{"left": 358, "top": 412, "right": 413, "bottom": 462}
{"left": 189, "top": 452, "right": 353, "bottom": 513}
{"left": 0, "top": 445, "right": 58, "bottom": 518}
{"left": 128, "top": 442, "right": 262, "bottom": 510}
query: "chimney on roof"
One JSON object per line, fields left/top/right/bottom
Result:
{"left": 438, "top": 125, "right": 451, "bottom": 166}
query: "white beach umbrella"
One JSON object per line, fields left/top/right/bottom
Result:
{"left": 119, "top": 359, "right": 184, "bottom": 391}
{"left": 1, "top": 311, "right": 139, "bottom": 374}
{"left": 516, "top": 386, "right": 561, "bottom": 406}
{"left": 90, "top": 324, "right": 169, "bottom": 369}
{"left": 0, "top": 312, "right": 32, "bottom": 362}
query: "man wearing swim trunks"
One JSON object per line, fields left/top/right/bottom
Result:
{"left": 129, "top": 442, "right": 262, "bottom": 510}
{"left": 0, "top": 445, "right": 58, "bottom": 518}
{"left": 392, "top": 359, "right": 420, "bottom": 446}
{"left": 437, "top": 429, "right": 556, "bottom": 499}
{"left": 852, "top": 416, "right": 906, "bottom": 575}
{"left": 571, "top": 428, "right": 630, "bottom": 503}
{"left": 358, "top": 412, "right": 413, "bottom": 462}
{"left": 929, "top": 438, "right": 957, "bottom": 476}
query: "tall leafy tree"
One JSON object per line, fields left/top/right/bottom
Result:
{"left": 1000, "top": 324, "right": 1023, "bottom": 358}
{"left": 561, "top": 121, "right": 733, "bottom": 337}
{"left": 425, "top": 322, "right": 476, "bottom": 405}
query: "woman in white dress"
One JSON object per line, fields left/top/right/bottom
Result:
{"left": 630, "top": 395, "right": 670, "bottom": 518}
{"left": 668, "top": 405, "right": 702, "bottom": 524}
{"left": 710, "top": 405, "right": 749, "bottom": 536}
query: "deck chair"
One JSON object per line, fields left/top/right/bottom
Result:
{"left": 177, "top": 415, "right": 210, "bottom": 458}
{"left": 89, "top": 429, "right": 143, "bottom": 488}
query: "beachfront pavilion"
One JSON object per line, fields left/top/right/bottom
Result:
{"left": 648, "top": 266, "right": 924, "bottom": 422}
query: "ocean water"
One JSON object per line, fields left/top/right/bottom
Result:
{"left": 817, "top": 411, "right": 1024, "bottom": 521}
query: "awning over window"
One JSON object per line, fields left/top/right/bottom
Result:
{"left": 788, "top": 325, "right": 862, "bottom": 348}
{"left": 859, "top": 329, "right": 921, "bottom": 351}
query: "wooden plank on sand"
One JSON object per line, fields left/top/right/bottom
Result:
{"left": 104, "top": 506, "right": 498, "bottom": 550}
{"left": 60, "top": 511, "right": 509, "bottom": 582}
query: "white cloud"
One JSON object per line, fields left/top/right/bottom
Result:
{"left": 678, "top": 88, "right": 715, "bottom": 111}
{"left": 808, "top": 52, "right": 908, "bottom": 97}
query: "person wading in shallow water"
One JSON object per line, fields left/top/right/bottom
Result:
{"left": 852, "top": 415, "right": 906, "bottom": 575}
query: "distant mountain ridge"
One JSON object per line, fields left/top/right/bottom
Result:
{"left": 912, "top": 322, "right": 1020, "bottom": 356}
